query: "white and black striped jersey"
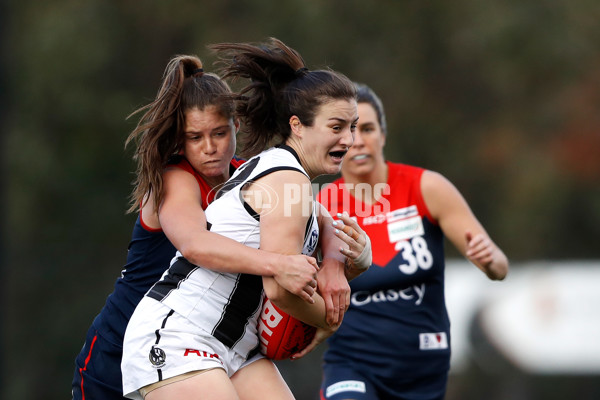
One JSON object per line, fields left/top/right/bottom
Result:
{"left": 146, "top": 145, "right": 320, "bottom": 358}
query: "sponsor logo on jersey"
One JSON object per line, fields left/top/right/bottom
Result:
{"left": 388, "top": 215, "right": 424, "bottom": 243}
{"left": 326, "top": 380, "right": 366, "bottom": 397}
{"left": 361, "top": 206, "right": 424, "bottom": 243}
{"left": 419, "top": 332, "right": 448, "bottom": 350}
{"left": 351, "top": 283, "right": 426, "bottom": 307}
{"left": 362, "top": 213, "right": 386, "bottom": 226}
{"left": 149, "top": 346, "right": 166, "bottom": 368}
{"left": 386, "top": 205, "right": 419, "bottom": 223}
{"left": 362, "top": 206, "right": 419, "bottom": 227}
{"left": 183, "top": 349, "right": 223, "bottom": 364}
{"left": 305, "top": 228, "right": 318, "bottom": 256}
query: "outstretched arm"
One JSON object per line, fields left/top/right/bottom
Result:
{"left": 158, "top": 167, "right": 320, "bottom": 302}
{"left": 421, "top": 170, "right": 509, "bottom": 280}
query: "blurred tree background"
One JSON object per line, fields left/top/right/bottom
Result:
{"left": 2, "top": 0, "right": 599, "bottom": 399}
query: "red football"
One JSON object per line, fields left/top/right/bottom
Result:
{"left": 257, "top": 297, "right": 317, "bottom": 360}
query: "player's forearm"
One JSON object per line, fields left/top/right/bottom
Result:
{"left": 263, "top": 276, "right": 329, "bottom": 329}
{"left": 482, "top": 247, "right": 509, "bottom": 281}
{"left": 180, "top": 232, "right": 277, "bottom": 276}
{"left": 317, "top": 206, "right": 349, "bottom": 284}
{"left": 318, "top": 207, "right": 347, "bottom": 264}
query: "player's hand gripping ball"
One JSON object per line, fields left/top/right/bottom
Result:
{"left": 258, "top": 297, "right": 316, "bottom": 360}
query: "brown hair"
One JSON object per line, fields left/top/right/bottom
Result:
{"left": 125, "top": 55, "right": 234, "bottom": 213}
{"left": 210, "top": 38, "right": 356, "bottom": 158}
{"left": 355, "top": 82, "right": 387, "bottom": 135}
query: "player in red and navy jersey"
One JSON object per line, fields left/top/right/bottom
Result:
{"left": 72, "top": 55, "right": 333, "bottom": 400}
{"left": 317, "top": 83, "right": 509, "bottom": 400}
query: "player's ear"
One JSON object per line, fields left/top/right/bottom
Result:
{"left": 289, "top": 116, "right": 303, "bottom": 138}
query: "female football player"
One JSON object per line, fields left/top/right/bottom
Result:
{"left": 317, "top": 83, "right": 509, "bottom": 400}
{"left": 73, "top": 53, "right": 362, "bottom": 400}
{"left": 121, "top": 38, "right": 370, "bottom": 400}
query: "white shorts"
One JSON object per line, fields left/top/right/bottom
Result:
{"left": 122, "top": 297, "right": 264, "bottom": 400}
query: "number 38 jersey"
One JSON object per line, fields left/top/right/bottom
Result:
{"left": 317, "top": 162, "right": 450, "bottom": 381}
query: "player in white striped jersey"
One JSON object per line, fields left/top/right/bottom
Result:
{"left": 121, "top": 38, "right": 370, "bottom": 400}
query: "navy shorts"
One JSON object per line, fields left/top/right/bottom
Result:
{"left": 320, "top": 360, "right": 448, "bottom": 400}
{"left": 72, "top": 325, "right": 126, "bottom": 400}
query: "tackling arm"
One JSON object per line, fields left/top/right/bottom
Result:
{"left": 158, "top": 167, "right": 320, "bottom": 302}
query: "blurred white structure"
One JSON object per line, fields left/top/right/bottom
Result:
{"left": 446, "top": 260, "right": 600, "bottom": 375}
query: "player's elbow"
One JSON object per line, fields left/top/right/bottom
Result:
{"left": 489, "top": 266, "right": 508, "bottom": 281}
{"left": 487, "top": 259, "right": 509, "bottom": 281}
{"left": 263, "top": 277, "right": 289, "bottom": 305}
{"left": 178, "top": 244, "right": 208, "bottom": 266}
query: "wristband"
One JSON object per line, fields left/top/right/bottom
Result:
{"left": 352, "top": 233, "right": 372, "bottom": 269}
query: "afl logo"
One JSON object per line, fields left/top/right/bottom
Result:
{"left": 307, "top": 229, "right": 318, "bottom": 255}
{"left": 149, "top": 346, "right": 166, "bottom": 368}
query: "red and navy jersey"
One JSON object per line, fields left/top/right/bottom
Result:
{"left": 91, "top": 156, "right": 244, "bottom": 345}
{"left": 169, "top": 155, "right": 245, "bottom": 209}
{"left": 317, "top": 162, "right": 450, "bottom": 382}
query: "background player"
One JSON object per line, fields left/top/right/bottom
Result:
{"left": 316, "top": 83, "right": 509, "bottom": 400}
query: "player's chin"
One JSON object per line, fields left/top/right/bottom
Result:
{"left": 323, "top": 164, "right": 343, "bottom": 176}
{"left": 343, "top": 162, "right": 371, "bottom": 176}
{"left": 324, "top": 156, "right": 346, "bottom": 174}
{"left": 200, "top": 163, "right": 227, "bottom": 177}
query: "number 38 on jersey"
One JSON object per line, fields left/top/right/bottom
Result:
{"left": 395, "top": 236, "right": 433, "bottom": 275}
